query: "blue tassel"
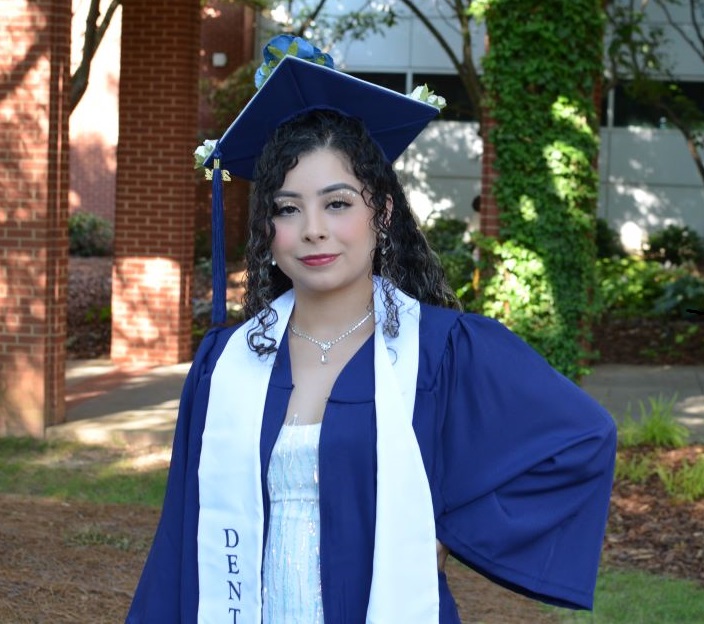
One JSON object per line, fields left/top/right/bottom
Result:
{"left": 210, "top": 145, "right": 227, "bottom": 325}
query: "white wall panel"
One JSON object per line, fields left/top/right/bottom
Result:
{"left": 331, "top": 18, "right": 413, "bottom": 68}
{"left": 603, "top": 128, "right": 703, "bottom": 186}
{"left": 408, "top": 18, "right": 462, "bottom": 70}
{"left": 599, "top": 182, "right": 704, "bottom": 244}
{"left": 395, "top": 122, "right": 481, "bottom": 222}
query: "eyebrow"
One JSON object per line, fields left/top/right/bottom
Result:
{"left": 273, "top": 183, "right": 361, "bottom": 199}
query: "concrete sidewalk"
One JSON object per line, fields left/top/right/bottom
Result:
{"left": 47, "top": 359, "right": 704, "bottom": 447}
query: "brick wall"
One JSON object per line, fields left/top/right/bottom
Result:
{"left": 0, "top": 0, "right": 70, "bottom": 435}
{"left": 111, "top": 0, "right": 201, "bottom": 364}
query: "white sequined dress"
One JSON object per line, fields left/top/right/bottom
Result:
{"left": 263, "top": 422, "right": 324, "bottom": 624}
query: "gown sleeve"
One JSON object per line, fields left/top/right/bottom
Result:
{"left": 126, "top": 327, "right": 232, "bottom": 623}
{"left": 433, "top": 314, "right": 617, "bottom": 611}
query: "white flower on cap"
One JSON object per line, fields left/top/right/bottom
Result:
{"left": 408, "top": 84, "right": 447, "bottom": 111}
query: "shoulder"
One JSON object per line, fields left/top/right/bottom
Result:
{"left": 417, "top": 304, "right": 550, "bottom": 390}
{"left": 190, "top": 322, "right": 243, "bottom": 379}
{"left": 416, "top": 304, "right": 488, "bottom": 389}
{"left": 418, "top": 303, "right": 518, "bottom": 355}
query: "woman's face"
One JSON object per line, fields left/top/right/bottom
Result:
{"left": 269, "top": 147, "right": 378, "bottom": 298}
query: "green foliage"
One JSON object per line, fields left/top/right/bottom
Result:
{"left": 206, "top": 5, "right": 397, "bottom": 132}
{"left": 595, "top": 257, "right": 689, "bottom": 318}
{"left": 208, "top": 61, "right": 258, "bottom": 132}
{"left": 656, "top": 456, "right": 704, "bottom": 502}
{"left": 478, "top": 0, "right": 603, "bottom": 379}
{"left": 644, "top": 224, "right": 704, "bottom": 266}
{"left": 194, "top": 230, "right": 212, "bottom": 262}
{"left": 617, "top": 395, "right": 689, "bottom": 449}
{"left": 614, "top": 453, "right": 653, "bottom": 484}
{"left": 421, "top": 214, "right": 476, "bottom": 307}
{"left": 614, "top": 448, "right": 704, "bottom": 502}
{"left": 68, "top": 211, "right": 113, "bottom": 257}
{"left": 653, "top": 274, "right": 704, "bottom": 317}
{"left": 557, "top": 568, "right": 704, "bottom": 623}
{"left": 595, "top": 255, "right": 704, "bottom": 319}
{"left": 595, "top": 217, "right": 626, "bottom": 259}
{"left": 84, "top": 304, "right": 111, "bottom": 323}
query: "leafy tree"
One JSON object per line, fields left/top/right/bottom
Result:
{"left": 396, "top": 0, "right": 483, "bottom": 121}
{"left": 605, "top": 0, "right": 704, "bottom": 185}
{"left": 207, "top": 0, "right": 397, "bottom": 130}
{"left": 472, "top": 0, "right": 603, "bottom": 379}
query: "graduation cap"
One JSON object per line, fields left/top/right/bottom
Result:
{"left": 197, "top": 34, "right": 444, "bottom": 324}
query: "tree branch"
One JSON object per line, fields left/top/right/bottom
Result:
{"left": 653, "top": 0, "right": 704, "bottom": 63}
{"left": 397, "top": 0, "right": 483, "bottom": 121}
{"left": 70, "top": 0, "right": 121, "bottom": 113}
{"left": 295, "top": 0, "right": 328, "bottom": 36}
{"left": 658, "top": 98, "right": 704, "bottom": 184}
{"left": 397, "top": 0, "right": 463, "bottom": 73}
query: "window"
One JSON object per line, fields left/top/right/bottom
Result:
{"left": 412, "top": 73, "right": 476, "bottom": 122}
{"left": 611, "top": 81, "right": 704, "bottom": 127}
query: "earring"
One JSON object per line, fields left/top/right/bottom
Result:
{"left": 271, "top": 258, "right": 277, "bottom": 266}
{"left": 379, "top": 232, "right": 391, "bottom": 257}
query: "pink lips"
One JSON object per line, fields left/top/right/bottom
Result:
{"left": 299, "top": 254, "right": 339, "bottom": 267}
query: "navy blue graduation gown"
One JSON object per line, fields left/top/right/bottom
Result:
{"left": 126, "top": 304, "right": 616, "bottom": 623}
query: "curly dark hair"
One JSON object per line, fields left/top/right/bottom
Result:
{"left": 243, "top": 108, "right": 460, "bottom": 355}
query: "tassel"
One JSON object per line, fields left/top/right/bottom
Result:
{"left": 210, "top": 146, "right": 227, "bottom": 325}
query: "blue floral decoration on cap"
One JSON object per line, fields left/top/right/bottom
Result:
{"left": 254, "top": 34, "right": 334, "bottom": 90}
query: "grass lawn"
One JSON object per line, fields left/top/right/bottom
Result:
{"left": 2, "top": 437, "right": 704, "bottom": 622}
{"left": 555, "top": 568, "right": 704, "bottom": 623}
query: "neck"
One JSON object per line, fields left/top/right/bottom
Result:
{"left": 290, "top": 280, "right": 374, "bottom": 338}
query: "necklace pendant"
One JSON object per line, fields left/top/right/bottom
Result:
{"left": 321, "top": 352, "right": 328, "bottom": 364}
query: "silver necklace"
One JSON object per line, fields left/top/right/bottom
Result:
{"left": 289, "top": 309, "right": 373, "bottom": 364}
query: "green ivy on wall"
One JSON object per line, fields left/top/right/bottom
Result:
{"left": 471, "top": 0, "right": 603, "bottom": 380}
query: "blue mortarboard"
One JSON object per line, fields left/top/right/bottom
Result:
{"left": 204, "top": 56, "right": 440, "bottom": 180}
{"left": 198, "top": 35, "right": 443, "bottom": 324}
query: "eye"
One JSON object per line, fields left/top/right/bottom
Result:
{"left": 327, "top": 198, "right": 352, "bottom": 211}
{"left": 272, "top": 203, "right": 299, "bottom": 217}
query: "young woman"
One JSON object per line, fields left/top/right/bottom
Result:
{"left": 127, "top": 36, "right": 616, "bottom": 624}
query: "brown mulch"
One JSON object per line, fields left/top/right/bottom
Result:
{"left": 0, "top": 491, "right": 564, "bottom": 623}
{"left": 593, "top": 316, "right": 704, "bottom": 365}
{"left": 29, "top": 257, "right": 700, "bottom": 622}
{"left": 67, "top": 257, "right": 114, "bottom": 360}
{"left": 604, "top": 445, "right": 704, "bottom": 585}
{"left": 1, "top": 457, "right": 703, "bottom": 623}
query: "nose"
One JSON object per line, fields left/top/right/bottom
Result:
{"left": 302, "top": 210, "right": 328, "bottom": 242}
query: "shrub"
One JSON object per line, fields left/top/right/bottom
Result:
{"left": 618, "top": 395, "right": 689, "bottom": 449}
{"left": 68, "top": 212, "right": 114, "bottom": 257}
{"left": 595, "top": 257, "right": 687, "bottom": 318}
{"left": 421, "top": 214, "right": 476, "bottom": 308}
{"left": 614, "top": 453, "right": 653, "bottom": 484}
{"left": 644, "top": 224, "right": 704, "bottom": 266}
{"left": 653, "top": 274, "right": 704, "bottom": 317}
{"left": 596, "top": 217, "right": 626, "bottom": 259}
{"left": 656, "top": 457, "right": 704, "bottom": 502}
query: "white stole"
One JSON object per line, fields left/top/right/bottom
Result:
{"left": 197, "top": 278, "right": 439, "bottom": 623}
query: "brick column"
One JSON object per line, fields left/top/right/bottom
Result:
{"left": 0, "top": 0, "right": 70, "bottom": 436}
{"left": 112, "top": 0, "right": 200, "bottom": 364}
